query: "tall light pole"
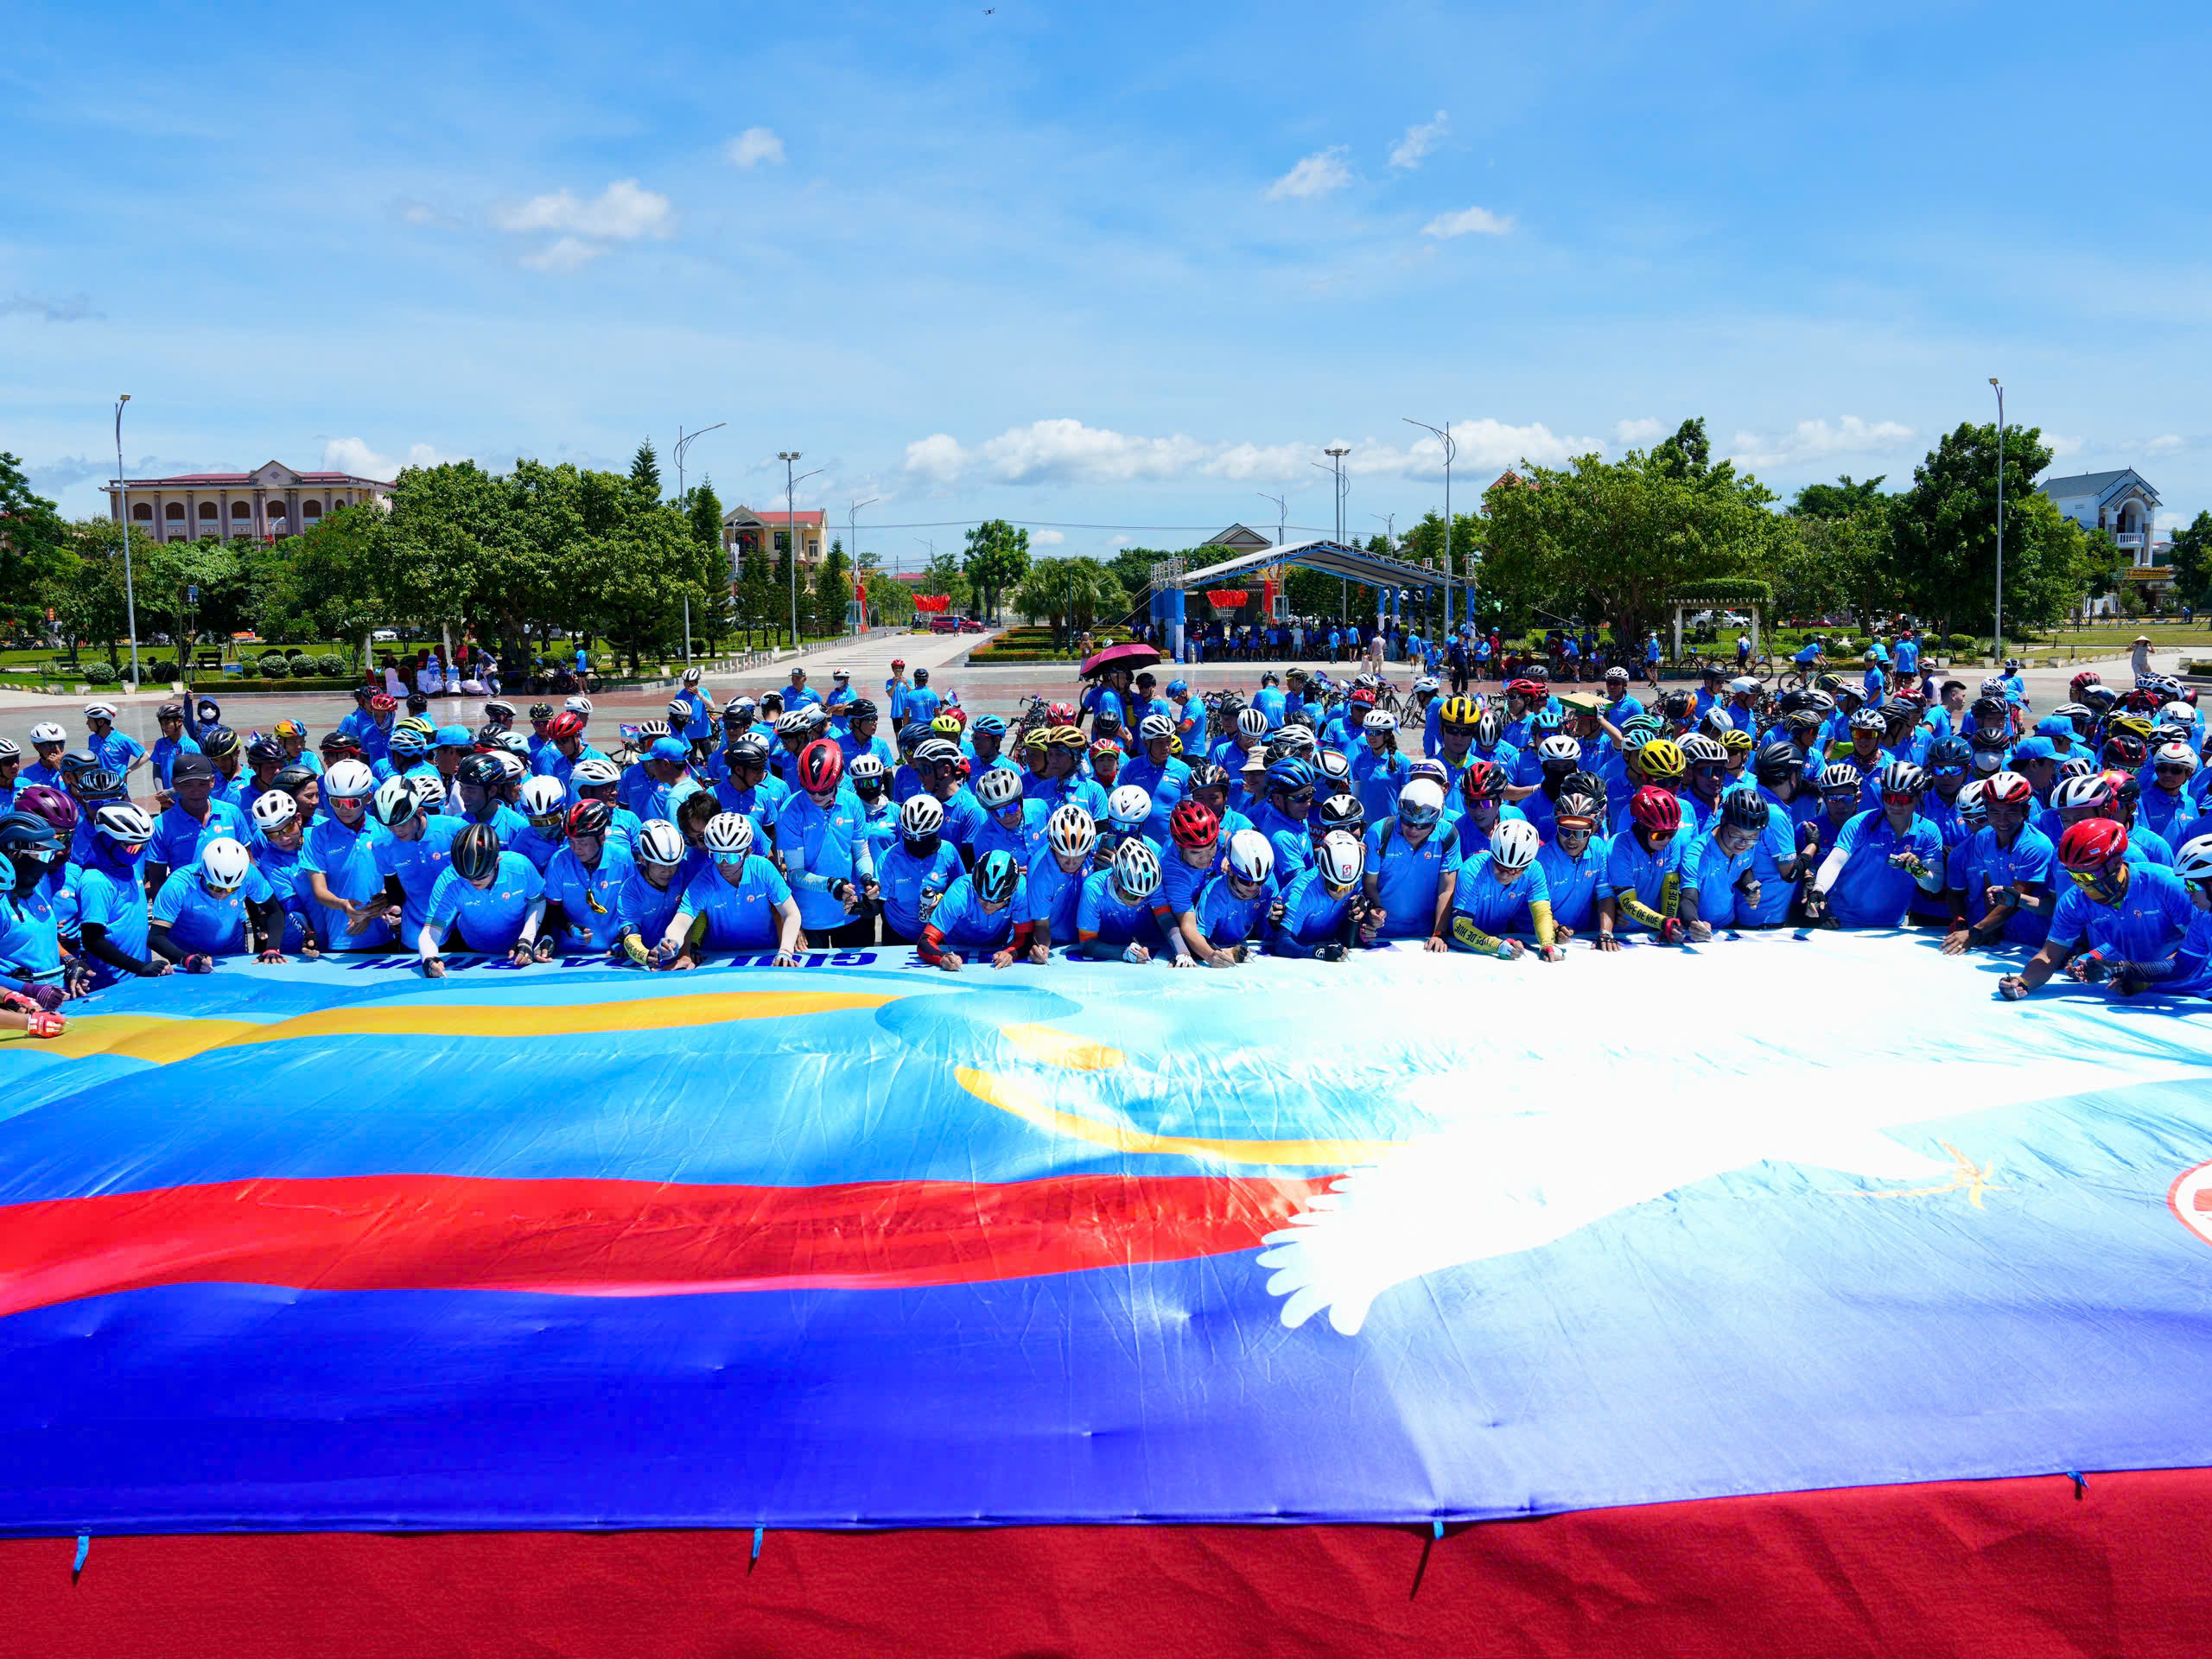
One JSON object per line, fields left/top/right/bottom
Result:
{"left": 1320, "top": 446, "right": 1351, "bottom": 622}
{"left": 776, "top": 452, "right": 820, "bottom": 650}
{"left": 669, "top": 424, "right": 726, "bottom": 664}
{"left": 1404, "top": 416, "right": 1456, "bottom": 635}
{"left": 846, "top": 496, "right": 878, "bottom": 634}
{"left": 1257, "top": 492, "right": 1286, "bottom": 546}
{"left": 1989, "top": 379, "right": 2005, "bottom": 663}
{"left": 112, "top": 396, "right": 142, "bottom": 687}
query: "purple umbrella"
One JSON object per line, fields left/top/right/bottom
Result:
{"left": 1080, "top": 641, "right": 1161, "bottom": 677}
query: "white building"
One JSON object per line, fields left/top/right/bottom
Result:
{"left": 104, "top": 460, "right": 396, "bottom": 543}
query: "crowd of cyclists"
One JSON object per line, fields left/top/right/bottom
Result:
{"left": 0, "top": 644, "right": 2209, "bottom": 1038}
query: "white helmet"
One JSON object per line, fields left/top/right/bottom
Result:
{"left": 572, "top": 756, "right": 621, "bottom": 786}
{"left": 2050, "top": 772, "right": 2109, "bottom": 811}
{"left": 29, "top": 722, "right": 65, "bottom": 745}
{"left": 681, "top": 666, "right": 702, "bottom": 685}
{"left": 492, "top": 751, "right": 526, "bottom": 783}
{"left": 520, "top": 775, "right": 567, "bottom": 817}
{"left": 704, "top": 811, "right": 755, "bottom": 861}
{"left": 563, "top": 696, "right": 594, "bottom": 715}
{"left": 200, "top": 836, "right": 253, "bottom": 889}
{"left": 635, "top": 819, "right": 685, "bottom": 866}
{"left": 1538, "top": 734, "right": 1582, "bottom": 765}
{"left": 1225, "top": 827, "right": 1274, "bottom": 883}
{"left": 2155, "top": 741, "right": 2198, "bottom": 775}
{"left": 1236, "top": 708, "right": 1268, "bottom": 739}
{"left": 1413, "top": 676, "right": 1441, "bottom": 694}
{"left": 1316, "top": 829, "right": 1365, "bottom": 889}
{"left": 1362, "top": 709, "right": 1396, "bottom": 734}
{"left": 1491, "top": 818, "right": 1541, "bottom": 871}
{"left": 2161, "top": 701, "right": 2196, "bottom": 728}
{"left": 1046, "top": 802, "right": 1097, "bottom": 860}
{"left": 323, "top": 759, "right": 376, "bottom": 799}
{"left": 774, "top": 710, "right": 810, "bottom": 737}
{"left": 1107, "top": 784, "right": 1152, "bottom": 828}
{"left": 1397, "top": 779, "right": 1446, "bottom": 824}
{"left": 83, "top": 702, "right": 118, "bottom": 721}
{"left": 976, "top": 767, "right": 1023, "bottom": 810}
{"left": 251, "top": 789, "right": 299, "bottom": 831}
{"left": 849, "top": 753, "right": 889, "bottom": 784}
{"left": 94, "top": 801, "right": 156, "bottom": 843}
{"left": 1111, "top": 837, "right": 1162, "bottom": 899}
{"left": 2175, "top": 834, "right": 2212, "bottom": 884}
{"left": 371, "top": 774, "right": 424, "bottom": 828}
{"left": 899, "top": 794, "right": 945, "bottom": 839}
{"left": 1138, "top": 714, "right": 1173, "bottom": 742}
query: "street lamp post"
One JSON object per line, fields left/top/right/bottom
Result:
{"left": 776, "top": 452, "right": 822, "bottom": 652}
{"left": 671, "top": 424, "right": 726, "bottom": 664}
{"left": 112, "top": 396, "right": 142, "bottom": 688}
{"left": 1989, "top": 379, "right": 2005, "bottom": 664}
{"left": 847, "top": 496, "right": 878, "bottom": 635}
{"left": 1404, "top": 417, "right": 1456, "bottom": 636}
{"left": 1321, "top": 446, "right": 1350, "bottom": 621}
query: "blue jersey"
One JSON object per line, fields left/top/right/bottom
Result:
{"left": 1678, "top": 830, "right": 1762, "bottom": 930}
{"left": 88, "top": 729, "right": 144, "bottom": 776}
{"left": 1599, "top": 830, "right": 1688, "bottom": 928}
{"left": 149, "top": 862, "right": 276, "bottom": 957}
{"left": 1349, "top": 748, "right": 1410, "bottom": 826}
{"left": 930, "top": 872, "right": 1026, "bottom": 954}
{"left": 301, "top": 813, "right": 392, "bottom": 949}
{"left": 1535, "top": 837, "right": 1608, "bottom": 931}
{"left": 1825, "top": 810, "right": 1945, "bottom": 929}
{"left": 1268, "top": 865, "right": 1353, "bottom": 952}
{"left": 970, "top": 800, "right": 1052, "bottom": 874}
{"left": 1364, "top": 820, "right": 1459, "bottom": 940}
{"left": 545, "top": 840, "right": 637, "bottom": 949}
{"left": 2046, "top": 862, "right": 2196, "bottom": 963}
{"left": 676, "top": 855, "right": 793, "bottom": 950}
{"left": 75, "top": 855, "right": 150, "bottom": 984}
{"left": 1077, "top": 870, "right": 1166, "bottom": 950}
{"left": 1453, "top": 854, "right": 1549, "bottom": 934}
{"left": 1958, "top": 825, "right": 2056, "bottom": 946}
{"left": 712, "top": 775, "right": 790, "bottom": 842}
{"left": 672, "top": 688, "right": 712, "bottom": 743}
{"left": 880, "top": 840, "right": 965, "bottom": 942}
{"left": 507, "top": 824, "right": 565, "bottom": 874}
{"left": 426, "top": 852, "right": 544, "bottom": 950}
{"left": 0, "top": 894, "right": 63, "bottom": 993}
{"left": 615, "top": 864, "right": 690, "bottom": 949}
{"left": 149, "top": 734, "right": 201, "bottom": 787}
{"left": 373, "top": 815, "right": 464, "bottom": 941}
{"left": 1192, "top": 869, "right": 1274, "bottom": 948}
{"left": 253, "top": 842, "right": 316, "bottom": 952}
{"left": 774, "top": 790, "right": 873, "bottom": 931}
{"left": 148, "top": 800, "right": 252, "bottom": 872}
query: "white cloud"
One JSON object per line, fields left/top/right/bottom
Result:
{"left": 1266, "top": 148, "right": 1352, "bottom": 200}
{"left": 1422, "top": 206, "right": 1513, "bottom": 238}
{"left": 494, "top": 179, "right": 673, "bottom": 239}
{"left": 902, "top": 417, "right": 1600, "bottom": 489}
{"left": 1108, "top": 535, "right": 1133, "bottom": 548}
{"left": 2044, "top": 434, "right": 2085, "bottom": 458}
{"left": 323, "top": 437, "right": 470, "bottom": 479}
{"left": 2143, "top": 434, "right": 2184, "bottom": 454}
{"left": 1032, "top": 529, "right": 1065, "bottom": 545}
{"left": 724, "top": 127, "right": 785, "bottom": 168}
{"left": 1724, "top": 416, "right": 1917, "bottom": 471}
{"left": 521, "top": 236, "right": 606, "bottom": 271}
{"left": 1615, "top": 417, "right": 1668, "bottom": 445}
{"left": 1389, "top": 111, "right": 1449, "bottom": 170}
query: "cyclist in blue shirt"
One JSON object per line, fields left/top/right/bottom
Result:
{"left": 920, "top": 849, "right": 1030, "bottom": 970}
{"left": 1363, "top": 779, "right": 1458, "bottom": 948}
{"left": 145, "top": 753, "right": 254, "bottom": 891}
{"left": 970, "top": 766, "right": 1049, "bottom": 874}
{"left": 1675, "top": 789, "right": 1776, "bottom": 937}
{"left": 1598, "top": 786, "right": 1691, "bottom": 944}
{"left": 1349, "top": 713, "right": 1411, "bottom": 825}
{"left": 662, "top": 813, "right": 802, "bottom": 965}
{"left": 245, "top": 788, "right": 320, "bottom": 953}
{"left": 543, "top": 799, "right": 635, "bottom": 952}
{"left": 1537, "top": 782, "right": 1611, "bottom": 936}
{"left": 149, "top": 703, "right": 201, "bottom": 789}
{"left": 415, "top": 823, "right": 550, "bottom": 969}
{"left": 1074, "top": 841, "right": 1170, "bottom": 963}
{"left": 1450, "top": 820, "right": 1560, "bottom": 961}
{"left": 82, "top": 702, "right": 145, "bottom": 783}
{"left": 1122, "top": 715, "right": 1193, "bottom": 841}
{"left": 880, "top": 795, "right": 969, "bottom": 946}
{"left": 711, "top": 733, "right": 791, "bottom": 842}
{"left": 607, "top": 820, "right": 692, "bottom": 964}
{"left": 147, "top": 836, "right": 283, "bottom": 969}
{"left": 776, "top": 740, "right": 878, "bottom": 948}
{"left": 1802, "top": 762, "right": 1947, "bottom": 929}
{"left": 74, "top": 803, "right": 164, "bottom": 986}
{"left": 902, "top": 668, "right": 943, "bottom": 727}
{"left": 2002, "top": 818, "right": 2196, "bottom": 1000}
{"left": 369, "top": 774, "right": 464, "bottom": 945}
{"left": 1267, "top": 830, "right": 1368, "bottom": 960}
{"left": 1939, "top": 770, "right": 2055, "bottom": 950}
{"left": 302, "top": 760, "right": 394, "bottom": 950}
{"left": 2107, "top": 834, "right": 2212, "bottom": 997}
{"left": 1189, "top": 829, "right": 1280, "bottom": 963}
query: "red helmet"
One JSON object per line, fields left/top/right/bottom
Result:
{"left": 1459, "top": 760, "right": 1504, "bottom": 803}
{"left": 798, "top": 739, "right": 844, "bottom": 795}
{"left": 367, "top": 693, "right": 397, "bottom": 713}
{"left": 2057, "top": 817, "right": 2128, "bottom": 872}
{"left": 1170, "top": 797, "right": 1220, "bottom": 850}
{"left": 1090, "top": 738, "right": 1123, "bottom": 761}
{"left": 1046, "top": 702, "right": 1077, "bottom": 723}
{"left": 1349, "top": 687, "right": 1377, "bottom": 708}
{"left": 2069, "top": 671, "right": 2102, "bottom": 701}
{"left": 547, "top": 711, "right": 587, "bottom": 742}
{"left": 1506, "top": 677, "right": 1544, "bottom": 698}
{"left": 566, "top": 799, "right": 613, "bottom": 839}
{"left": 1630, "top": 785, "right": 1682, "bottom": 836}
{"left": 943, "top": 705, "right": 969, "bottom": 730}
{"left": 1982, "top": 771, "right": 2033, "bottom": 809}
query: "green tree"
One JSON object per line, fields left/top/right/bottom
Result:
{"left": 630, "top": 442, "right": 663, "bottom": 499}
{"left": 1789, "top": 474, "right": 1890, "bottom": 519}
{"left": 2168, "top": 511, "right": 2212, "bottom": 613}
{"left": 961, "top": 519, "right": 1031, "bottom": 620}
{"left": 573, "top": 467, "right": 693, "bottom": 671}
{"left": 919, "top": 547, "right": 971, "bottom": 611}
{"left": 812, "top": 539, "right": 853, "bottom": 637}
{"left": 137, "top": 536, "right": 245, "bottom": 653}
{"left": 381, "top": 460, "right": 512, "bottom": 644}
{"left": 1014, "top": 557, "right": 1127, "bottom": 639}
{"left": 0, "top": 453, "right": 73, "bottom": 607}
{"left": 52, "top": 520, "right": 136, "bottom": 667}
{"left": 855, "top": 548, "right": 910, "bottom": 627}
{"left": 1889, "top": 422, "right": 2072, "bottom": 643}
{"left": 284, "top": 505, "right": 388, "bottom": 658}
{"left": 2075, "top": 528, "right": 2131, "bottom": 620}
{"left": 1478, "top": 430, "right": 1777, "bottom": 646}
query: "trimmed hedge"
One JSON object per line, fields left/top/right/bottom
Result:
{"left": 146, "top": 658, "right": 180, "bottom": 681}
{"left": 315, "top": 654, "right": 346, "bottom": 676}
{"left": 82, "top": 662, "right": 119, "bottom": 684}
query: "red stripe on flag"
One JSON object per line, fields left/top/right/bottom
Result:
{"left": 0, "top": 1172, "right": 1328, "bottom": 1316}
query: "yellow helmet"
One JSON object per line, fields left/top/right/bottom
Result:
{"left": 1019, "top": 727, "right": 1050, "bottom": 751}
{"left": 1049, "top": 724, "right": 1087, "bottom": 748}
{"left": 1718, "top": 727, "right": 1755, "bottom": 755}
{"left": 1437, "top": 695, "right": 1483, "bottom": 733}
{"left": 931, "top": 713, "right": 963, "bottom": 737}
{"left": 1637, "top": 737, "right": 1687, "bottom": 781}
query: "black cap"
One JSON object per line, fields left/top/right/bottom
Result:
{"left": 170, "top": 753, "right": 217, "bottom": 783}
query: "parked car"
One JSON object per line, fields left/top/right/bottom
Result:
{"left": 371, "top": 628, "right": 399, "bottom": 642}
{"left": 957, "top": 618, "right": 986, "bottom": 632}
{"left": 928, "top": 616, "right": 960, "bottom": 634}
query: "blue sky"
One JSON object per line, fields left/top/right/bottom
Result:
{"left": 6, "top": 0, "right": 2207, "bottom": 569}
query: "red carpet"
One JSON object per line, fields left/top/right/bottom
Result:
{"left": 9, "top": 1468, "right": 2209, "bottom": 1656}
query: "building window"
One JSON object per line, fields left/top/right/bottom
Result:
{"left": 775, "top": 531, "right": 791, "bottom": 554}
{"left": 301, "top": 499, "right": 322, "bottom": 520}
{"left": 131, "top": 501, "right": 153, "bottom": 520}
{"left": 268, "top": 500, "right": 289, "bottom": 519}
{"left": 165, "top": 502, "right": 185, "bottom": 521}
{"left": 231, "top": 501, "right": 251, "bottom": 519}
{"left": 199, "top": 502, "right": 218, "bottom": 521}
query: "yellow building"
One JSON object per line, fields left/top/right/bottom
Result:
{"left": 104, "top": 459, "right": 396, "bottom": 542}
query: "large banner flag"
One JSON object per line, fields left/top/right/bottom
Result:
{"left": 3, "top": 931, "right": 2212, "bottom": 1535}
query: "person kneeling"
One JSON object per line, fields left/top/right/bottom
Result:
{"left": 418, "top": 823, "right": 550, "bottom": 976}
{"left": 658, "top": 813, "right": 804, "bottom": 969}
{"left": 149, "top": 836, "right": 289, "bottom": 973}
{"left": 1447, "top": 819, "right": 1563, "bottom": 962}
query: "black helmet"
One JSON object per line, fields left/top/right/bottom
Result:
{"left": 1925, "top": 734, "right": 1971, "bottom": 772}
{"left": 528, "top": 702, "right": 555, "bottom": 721}
{"left": 451, "top": 822, "right": 501, "bottom": 881}
{"left": 0, "top": 811, "right": 61, "bottom": 863}
{"left": 74, "top": 766, "right": 124, "bottom": 801}
{"left": 246, "top": 736, "right": 285, "bottom": 767}
{"left": 475, "top": 722, "right": 507, "bottom": 749}
{"left": 846, "top": 698, "right": 878, "bottom": 723}
{"left": 457, "top": 753, "right": 506, "bottom": 790}
{"left": 199, "top": 724, "right": 241, "bottom": 760}
{"left": 1751, "top": 741, "right": 1802, "bottom": 787}
{"left": 1317, "top": 794, "right": 1365, "bottom": 836}
{"left": 273, "top": 764, "right": 316, "bottom": 797}
{"left": 1720, "top": 789, "right": 1769, "bottom": 833}
{"left": 975, "top": 849, "right": 1019, "bottom": 903}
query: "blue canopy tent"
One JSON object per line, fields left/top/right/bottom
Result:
{"left": 1151, "top": 539, "right": 1475, "bottom": 658}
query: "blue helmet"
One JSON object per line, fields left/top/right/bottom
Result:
{"left": 1166, "top": 679, "right": 1188, "bottom": 697}
{"left": 970, "top": 715, "right": 1007, "bottom": 738}
{"left": 975, "top": 849, "right": 1021, "bottom": 905}
{"left": 1263, "top": 757, "right": 1316, "bottom": 797}
{"left": 389, "top": 727, "right": 431, "bottom": 760}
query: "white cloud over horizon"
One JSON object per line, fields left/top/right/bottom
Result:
{"left": 1389, "top": 111, "right": 1449, "bottom": 170}
{"left": 1724, "top": 416, "right": 1916, "bottom": 471}
{"left": 493, "top": 179, "right": 673, "bottom": 270}
{"left": 724, "top": 128, "right": 785, "bottom": 168}
{"left": 324, "top": 436, "right": 472, "bottom": 479}
{"left": 1422, "top": 205, "right": 1513, "bottom": 238}
{"left": 1266, "top": 148, "right": 1352, "bottom": 200}
{"left": 1615, "top": 417, "right": 1668, "bottom": 444}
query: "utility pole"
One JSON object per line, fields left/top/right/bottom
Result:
{"left": 776, "top": 452, "right": 821, "bottom": 651}
{"left": 112, "top": 396, "right": 142, "bottom": 687}
{"left": 1319, "top": 447, "right": 1350, "bottom": 621}
{"left": 1404, "top": 417, "right": 1456, "bottom": 636}
{"left": 1989, "top": 379, "right": 2005, "bottom": 664}
{"left": 847, "top": 496, "right": 878, "bottom": 635}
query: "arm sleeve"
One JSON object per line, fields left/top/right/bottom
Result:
{"left": 81, "top": 922, "right": 159, "bottom": 977}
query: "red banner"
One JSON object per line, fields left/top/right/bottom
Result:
{"left": 1205, "top": 590, "right": 1249, "bottom": 607}
{"left": 913, "top": 594, "right": 951, "bottom": 613}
